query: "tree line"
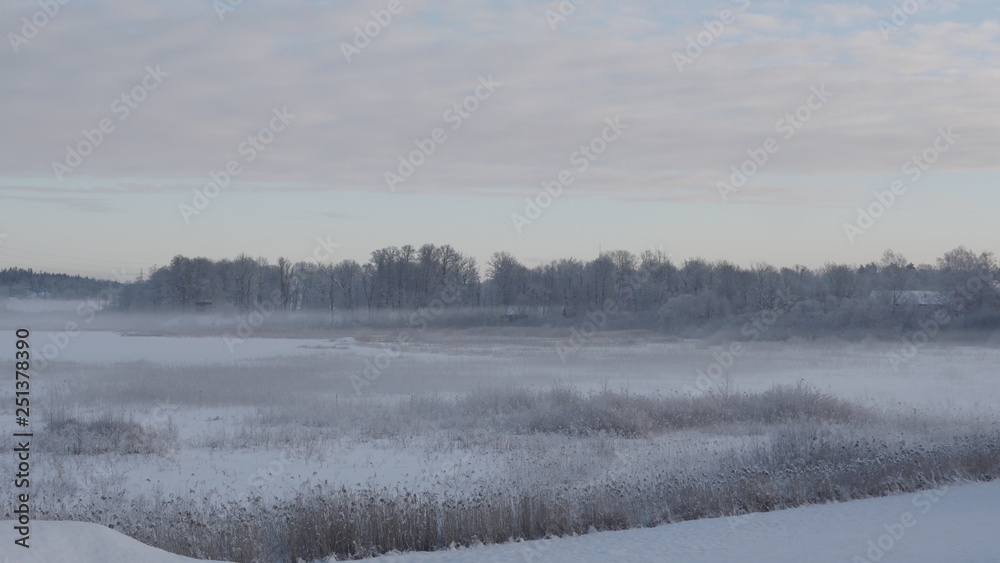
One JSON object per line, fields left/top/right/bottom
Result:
{"left": 5, "top": 245, "right": 997, "bottom": 334}
{"left": 103, "top": 245, "right": 999, "bottom": 330}
{"left": 0, "top": 268, "right": 121, "bottom": 300}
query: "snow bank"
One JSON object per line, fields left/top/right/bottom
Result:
{"left": 370, "top": 481, "right": 1000, "bottom": 563}
{"left": 0, "top": 520, "right": 229, "bottom": 563}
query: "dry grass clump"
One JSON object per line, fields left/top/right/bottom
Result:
{"left": 40, "top": 413, "right": 178, "bottom": 456}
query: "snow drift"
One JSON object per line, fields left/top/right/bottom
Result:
{"left": 0, "top": 520, "right": 228, "bottom": 563}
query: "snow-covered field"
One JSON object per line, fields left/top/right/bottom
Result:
{"left": 0, "top": 317, "right": 998, "bottom": 561}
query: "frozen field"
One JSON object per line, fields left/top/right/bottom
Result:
{"left": 1, "top": 324, "right": 998, "bottom": 561}
{"left": 3, "top": 327, "right": 999, "bottom": 408}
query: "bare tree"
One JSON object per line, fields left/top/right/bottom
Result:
{"left": 823, "top": 263, "right": 858, "bottom": 299}
{"left": 937, "top": 246, "right": 996, "bottom": 275}
{"left": 750, "top": 262, "right": 780, "bottom": 310}
{"left": 681, "top": 258, "right": 712, "bottom": 294}
{"left": 166, "top": 255, "right": 195, "bottom": 309}
{"left": 936, "top": 246, "right": 998, "bottom": 310}
{"left": 328, "top": 260, "right": 363, "bottom": 316}
{"left": 606, "top": 250, "right": 637, "bottom": 309}
{"left": 277, "top": 257, "right": 296, "bottom": 310}
{"left": 231, "top": 253, "right": 261, "bottom": 312}
{"left": 638, "top": 250, "right": 676, "bottom": 311}
{"left": 879, "top": 249, "right": 912, "bottom": 306}
{"left": 587, "top": 254, "right": 616, "bottom": 309}
{"left": 487, "top": 251, "right": 527, "bottom": 308}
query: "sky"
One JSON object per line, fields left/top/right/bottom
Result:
{"left": 1, "top": 0, "right": 998, "bottom": 280}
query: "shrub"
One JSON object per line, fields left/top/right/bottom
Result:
{"left": 41, "top": 415, "right": 178, "bottom": 456}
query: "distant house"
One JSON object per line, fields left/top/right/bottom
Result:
{"left": 869, "top": 290, "right": 947, "bottom": 307}
{"left": 195, "top": 300, "right": 213, "bottom": 312}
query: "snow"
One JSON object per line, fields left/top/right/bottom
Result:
{"left": 0, "top": 520, "right": 229, "bottom": 563}
{"left": 3, "top": 481, "right": 997, "bottom": 562}
{"left": 369, "top": 481, "right": 1000, "bottom": 563}
{"left": 0, "top": 330, "right": 343, "bottom": 365}
{"left": 4, "top": 330, "right": 1000, "bottom": 413}
{"left": 1, "top": 327, "right": 997, "bottom": 562}
{"left": 0, "top": 298, "right": 81, "bottom": 313}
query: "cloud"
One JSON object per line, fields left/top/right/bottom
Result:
{"left": 814, "top": 4, "right": 878, "bottom": 26}
{"left": 1, "top": 0, "right": 998, "bottom": 212}
{"left": 1, "top": 193, "right": 119, "bottom": 214}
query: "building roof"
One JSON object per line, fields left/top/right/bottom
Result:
{"left": 869, "top": 290, "right": 948, "bottom": 306}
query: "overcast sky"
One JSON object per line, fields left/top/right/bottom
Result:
{"left": 1, "top": 0, "right": 998, "bottom": 280}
